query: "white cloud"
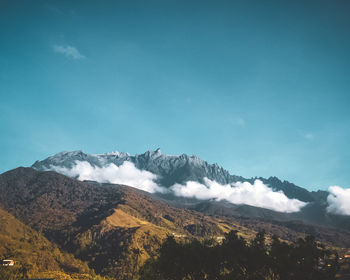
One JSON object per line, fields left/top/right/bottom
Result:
{"left": 53, "top": 45, "right": 85, "bottom": 59}
{"left": 44, "top": 161, "right": 307, "bottom": 213}
{"left": 171, "top": 178, "right": 307, "bottom": 213}
{"left": 327, "top": 186, "right": 350, "bottom": 215}
{"left": 48, "top": 161, "right": 165, "bottom": 193}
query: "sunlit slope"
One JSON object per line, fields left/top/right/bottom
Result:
{"left": 68, "top": 183, "right": 257, "bottom": 278}
{"left": 0, "top": 207, "right": 94, "bottom": 279}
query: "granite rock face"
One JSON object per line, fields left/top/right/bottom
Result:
{"left": 32, "top": 149, "right": 317, "bottom": 203}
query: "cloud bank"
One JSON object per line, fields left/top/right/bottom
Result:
{"left": 53, "top": 45, "right": 85, "bottom": 59}
{"left": 49, "top": 161, "right": 164, "bottom": 193}
{"left": 327, "top": 186, "right": 350, "bottom": 215}
{"left": 46, "top": 161, "right": 307, "bottom": 213}
{"left": 171, "top": 178, "right": 307, "bottom": 213}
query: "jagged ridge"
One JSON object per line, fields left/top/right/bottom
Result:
{"left": 32, "top": 149, "right": 316, "bottom": 202}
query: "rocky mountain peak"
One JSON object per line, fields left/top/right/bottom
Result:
{"left": 31, "top": 148, "right": 315, "bottom": 202}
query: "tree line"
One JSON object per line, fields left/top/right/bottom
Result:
{"left": 139, "top": 230, "right": 339, "bottom": 280}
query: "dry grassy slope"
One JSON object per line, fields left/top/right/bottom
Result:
{"left": 80, "top": 184, "right": 264, "bottom": 279}
{"left": 0, "top": 207, "right": 93, "bottom": 280}
{"left": 116, "top": 185, "right": 350, "bottom": 253}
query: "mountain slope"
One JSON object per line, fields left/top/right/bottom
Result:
{"left": 0, "top": 168, "right": 241, "bottom": 278}
{"left": 1, "top": 167, "right": 350, "bottom": 279}
{"left": 0, "top": 206, "right": 93, "bottom": 279}
{"left": 0, "top": 167, "right": 122, "bottom": 234}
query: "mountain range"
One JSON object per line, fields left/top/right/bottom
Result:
{"left": 0, "top": 149, "right": 349, "bottom": 279}
{"left": 32, "top": 149, "right": 348, "bottom": 230}
{"left": 32, "top": 149, "right": 324, "bottom": 201}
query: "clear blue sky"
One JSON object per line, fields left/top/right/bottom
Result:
{"left": 1, "top": 0, "right": 349, "bottom": 191}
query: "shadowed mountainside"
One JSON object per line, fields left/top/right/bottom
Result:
{"left": 0, "top": 167, "right": 349, "bottom": 279}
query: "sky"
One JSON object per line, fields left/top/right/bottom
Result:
{"left": 0, "top": 0, "right": 349, "bottom": 191}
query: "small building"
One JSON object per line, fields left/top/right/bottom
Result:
{"left": 2, "top": 259, "right": 15, "bottom": 266}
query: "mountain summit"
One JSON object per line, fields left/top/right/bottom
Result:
{"left": 32, "top": 149, "right": 243, "bottom": 186}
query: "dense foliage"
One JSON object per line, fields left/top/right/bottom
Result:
{"left": 139, "top": 231, "right": 339, "bottom": 280}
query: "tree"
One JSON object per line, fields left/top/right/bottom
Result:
{"left": 139, "top": 231, "right": 339, "bottom": 280}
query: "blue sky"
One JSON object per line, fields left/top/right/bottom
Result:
{"left": 1, "top": 0, "right": 349, "bottom": 191}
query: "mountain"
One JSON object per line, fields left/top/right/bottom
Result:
{"left": 32, "top": 149, "right": 316, "bottom": 202}
{"left": 1, "top": 167, "right": 349, "bottom": 279}
{"left": 32, "top": 149, "right": 245, "bottom": 187}
{"left": 32, "top": 149, "right": 350, "bottom": 228}
{"left": 0, "top": 168, "right": 238, "bottom": 278}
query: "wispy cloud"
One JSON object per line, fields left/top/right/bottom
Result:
{"left": 327, "top": 186, "right": 350, "bottom": 215}
{"left": 47, "top": 4, "right": 62, "bottom": 14}
{"left": 171, "top": 178, "right": 307, "bottom": 213}
{"left": 304, "top": 133, "right": 314, "bottom": 140}
{"left": 53, "top": 45, "right": 85, "bottom": 59}
{"left": 229, "top": 117, "right": 245, "bottom": 127}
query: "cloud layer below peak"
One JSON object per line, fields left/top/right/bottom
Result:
{"left": 44, "top": 160, "right": 308, "bottom": 213}
{"left": 48, "top": 161, "right": 164, "bottom": 193}
{"left": 327, "top": 186, "right": 350, "bottom": 215}
{"left": 171, "top": 178, "right": 307, "bottom": 213}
